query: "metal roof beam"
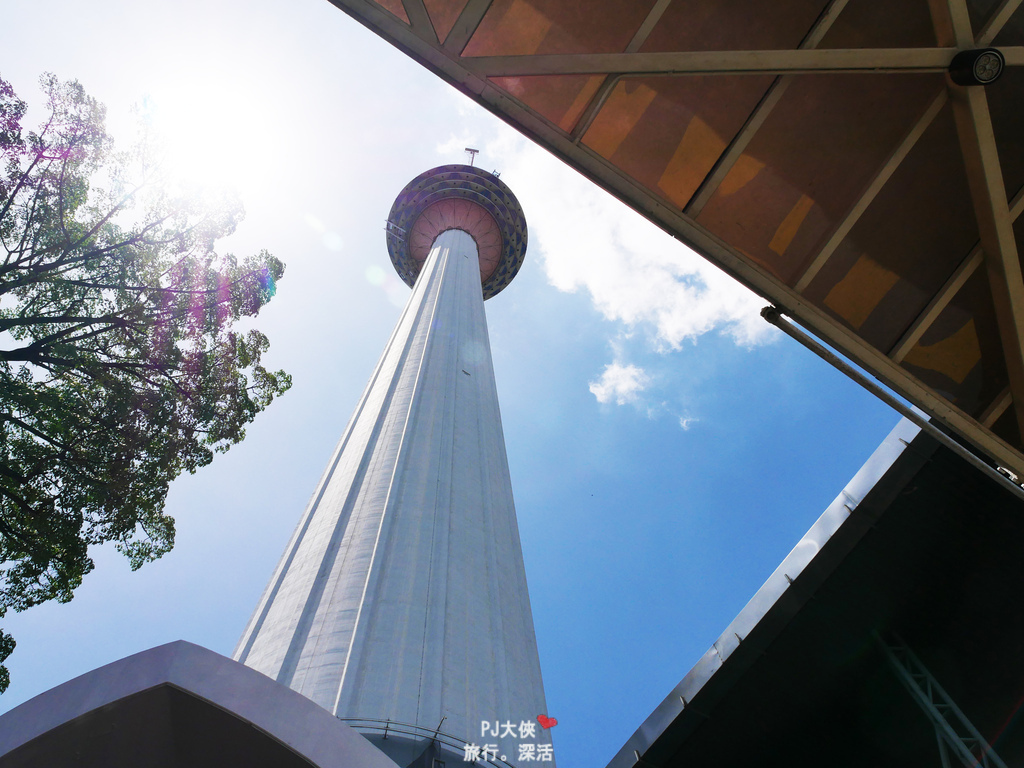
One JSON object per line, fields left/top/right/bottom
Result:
{"left": 763, "top": 299, "right": 1024, "bottom": 475}
{"left": 890, "top": 187, "right": 1024, "bottom": 362}
{"left": 951, "top": 85, "right": 1024, "bottom": 441}
{"left": 1003, "top": 47, "right": 1024, "bottom": 64}
{"left": 508, "top": 90, "right": 1024, "bottom": 475}
{"left": 891, "top": 247, "right": 983, "bottom": 363}
{"left": 684, "top": 80, "right": 787, "bottom": 214}
{"left": 325, "top": 0, "right": 1024, "bottom": 476}
{"left": 795, "top": 0, "right": 1021, "bottom": 292}
{"left": 570, "top": 76, "right": 618, "bottom": 141}
{"left": 976, "top": 0, "right": 1024, "bottom": 45}
{"left": 625, "top": 0, "right": 673, "bottom": 53}
{"left": 463, "top": 48, "right": 961, "bottom": 77}
{"left": 930, "top": 0, "right": 975, "bottom": 47}
{"left": 401, "top": 0, "right": 438, "bottom": 44}
{"left": 570, "top": 0, "right": 846, "bottom": 146}
{"left": 443, "top": 0, "right": 491, "bottom": 54}
{"left": 686, "top": 0, "right": 850, "bottom": 217}
{"left": 458, "top": 74, "right": 1024, "bottom": 476}
{"left": 565, "top": 0, "right": 674, "bottom": 140}
{"left": 981, "top": 387, "right": 1012, "bottom": 427}
{"left": 793, "top": 90, "right": 948, "bottom": 292}
{"left": 940, "top": 0, "right": 1024, "bottom": 441}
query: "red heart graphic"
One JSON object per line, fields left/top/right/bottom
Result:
{"left": 537, "top": 714, "right": 558, "bottom": 729}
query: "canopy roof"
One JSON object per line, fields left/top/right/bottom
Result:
{"left": 0, "top": 641, "right": 401, "bottom": 768}
{"left": 329, "top": 0, "right": 1024, "bottom": 474}
{"left": 603, "top": 420, "right": 1024, "bottom": 768}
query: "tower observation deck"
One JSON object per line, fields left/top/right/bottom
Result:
{"left": 235, "top": 165, "right": 551, "bottom": 766}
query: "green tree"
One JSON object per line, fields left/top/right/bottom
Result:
{"left": 0, "top": 74, "right": 291, "bottom": 691}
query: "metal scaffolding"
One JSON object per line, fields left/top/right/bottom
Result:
{"left": 877, "top": 633, "right": 1008, "bottom": 768}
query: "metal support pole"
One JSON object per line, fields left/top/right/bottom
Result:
{"left": 936, "top": 726, "right": 953, "bottom": 768}
{"left": 875, "top": 633, "right": 1008, "bottom": 768}
{"left": 761, "top": 306, "right": 1024, "bottom": 504}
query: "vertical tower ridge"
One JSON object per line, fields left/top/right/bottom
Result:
{"left": 333, "top": 236, "right": 453, "bottom": 710}
{"left": 237, "top": 167, "right": 549, "bottom": 767}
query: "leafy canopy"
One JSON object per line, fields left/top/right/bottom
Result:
{"left": 0, "top": 74, "right": 291, "bottom": 691}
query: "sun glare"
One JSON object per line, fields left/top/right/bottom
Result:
{"left": 141, "top": 65, "right": 284, "bottom": 195}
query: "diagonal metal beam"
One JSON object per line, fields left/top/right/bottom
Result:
{"left": 877, "top": 633, "right": 1010, "bottom": 768}
{"left": 684, "top": 79, "right": 787, "bottom": 215}
{"left": 571, "top": 3, "right": 1023, "bottom": 149}
{"left": 941, "top": 0, "right": 1024, "bottom": 441}
{"left": 792, "top": 90, "right": 948, "bottom": 292}
{"left": 950, "top": 84, "right": 1024, "bottom": 439}
{"left": 931, "top": 0, "right": 975, "bottom": 47}
{"left": 765, "top": 307, "right": 1024, "bottom": 501}
{"left": 566, "top": 0, "right": 673, "bottom": 141}
{"left": 890, "top": 187, "right": 1024, "bottom": 362}
{"left": 401, "top": 0, "right": 438, "bottom": 44}
{"left": 976, "top": 0, "right": 1024, "bottom": 45}
{"left": 939, "top": 0, "right": 1024, "bottom": 434}
{"left": 981, "top": 387, "right": 1012, "bottom": 427}
{"left": 891, "top": 247, "right": 983, "bottom": 362}
{"left": 491, "top": 92, "right": 1024, "bottom": 476}
{"left": 625, "top": 0, "right": 673, "bottom": 53}
{"left": 325, "top": 0, "right": 1024, "bottom": 478}
{"left": 461, "top": 47, "right": 960, "bottom": 77}
{"left": 794, "top": 0, "right": 1021, "bottom": 293}
{"left": 443, "top": 0, "right": 491, "bottom": 54}
{"left": 568, "top": 0, "right": 848, "bottom": 145}
{"left": 686, "top": 0, "right": 851, "bottom": 216}
{"left": 570, "top": 76, "right": 620, "bottom": 142}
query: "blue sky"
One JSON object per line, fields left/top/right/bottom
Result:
{"left": 0, "top": 2, "right": 900, "bottom": 765}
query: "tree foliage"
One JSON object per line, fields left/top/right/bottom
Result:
{"left": 0, "top": 74, "right": 290, "bottom": 691}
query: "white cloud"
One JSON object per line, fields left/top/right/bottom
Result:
{"left": 493, "top": 136, "right": 776, "bottom": 350}
{"left": 589, "top": 362, "right": 650, "bottom": 405}
{"left": 679, "top": 415, "right": 699, "bottom": 431}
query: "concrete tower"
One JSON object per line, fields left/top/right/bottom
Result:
{"left": 234, "top": 166, "right": 551, "bottom": 765}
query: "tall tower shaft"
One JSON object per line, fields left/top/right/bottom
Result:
{"left": 235, "top": 166, "right": 549, "bottom": 763}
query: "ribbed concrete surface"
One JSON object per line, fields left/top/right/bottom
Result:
{"left": 235, "top": 229, "right": 549, "bottom": 756}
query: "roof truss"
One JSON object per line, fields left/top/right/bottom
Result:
{"left": 329, "top": 0, "right": 1024, "bottom": 475}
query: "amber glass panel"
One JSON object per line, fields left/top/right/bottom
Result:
{"left": 697, "top": 74, "right": 943, "bottom": 285}
{"left": 987, "top": 69, "right": 1024, "bottom": 201}
{"left": 581, "top": 76, "right": 773, "bottom": 210}
{"left": 803, "top": 105, "right": 979, "bottom": 353}
{"left": 640, "top": 0, "right": 825, "bottom": 53}
{"left": 817, "top": 0, "right": 937, "bottom": 47}
{"left": 490, "top": 75, "right": 605, "bottom": 133}
{"left": 373, "top": 0, "right": 409, "bottom": 24}
{"left": 424, "top": 0, "right": 467, "bottom": 42}
{"left": 900, "top": 269, "right": 1007, "bottom": 419}
{"left": 463, "top": 0, "right": 656, "bottom": 56}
